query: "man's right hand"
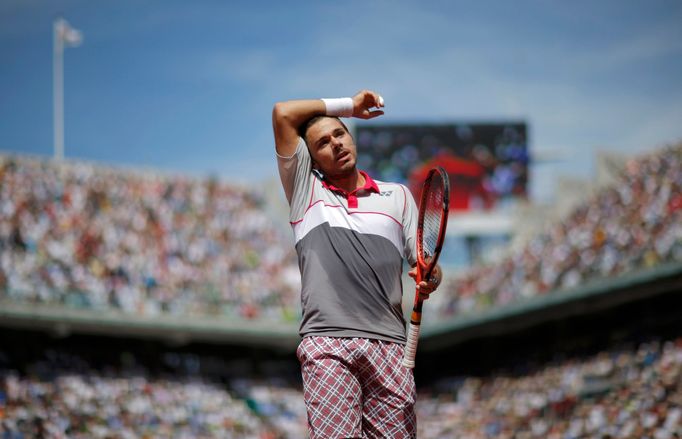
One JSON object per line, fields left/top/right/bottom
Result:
{"left": 352, "top": 90, "right": 385, "bottom": 120}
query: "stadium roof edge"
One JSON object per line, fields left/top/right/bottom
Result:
{"left": 1, "top": 262, "right": 680, "bottom": 352}
{"left": 0, "top": 304, "right": 300, "bottom": 350}
{"left": 420, "top": 261, "right": 682, "bottom": 351}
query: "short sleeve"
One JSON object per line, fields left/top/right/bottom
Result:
{"left": 276, "top": 138, "right": 314, "bottom": 222}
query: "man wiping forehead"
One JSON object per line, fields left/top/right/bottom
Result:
{"left": 272, "top": 90, "right": 442, "bottom": 438}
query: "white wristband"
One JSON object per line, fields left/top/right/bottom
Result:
{"left": 321, "top": 97, "right": 353, "bottom": 117}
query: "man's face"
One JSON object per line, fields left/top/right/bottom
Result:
{"left": 305, "top": 117, "right": 357, "bottom": 179}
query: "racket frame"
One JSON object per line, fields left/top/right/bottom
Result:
{"left": 402, "top": 166, "right": 450, "bottom": 368}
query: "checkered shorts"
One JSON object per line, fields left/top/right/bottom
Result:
{"left": 297, "top": 336, "right": 417, "bottom": 439}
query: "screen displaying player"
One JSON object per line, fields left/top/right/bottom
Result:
{"left": 356, "top": 123, "right": 529, "bottom": 211}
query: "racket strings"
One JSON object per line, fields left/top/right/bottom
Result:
{"left": 421, "top": 179, "right": 445, "bottom": 260}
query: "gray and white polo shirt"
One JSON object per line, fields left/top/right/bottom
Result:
{"left": 277, "top": 138, "right": 418, "bottom": 343}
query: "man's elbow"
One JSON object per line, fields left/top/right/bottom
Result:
{"left": 272, "top": 102, "right": 300, "bottom": 155}
{"left": 272, "top": 102, "right": 293, "bottom": 127}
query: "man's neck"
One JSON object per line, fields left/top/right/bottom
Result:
{"left": 325, "top": 169, "right": 364, "bottom": 193}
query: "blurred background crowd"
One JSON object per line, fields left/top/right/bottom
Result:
{"left": 0, "top": 143, "right": 679, "bottom": 438}
{"left": 0, "top": 346, "right": 307, "bottom": 438}
{"left": 436, "top": 144, "right": 682, "bottom": 318}
{"left": 2, "top": 144, "right": 679, "bottom": 325}
{"left": 0, "top": 155, "right": 301, "bottom": 322}
{"left": 418, "top": 338, "right": 682, "bottom": 439}
{"left": 2, "top": 334, "right": 680, "bottom": 438}
{"left": 417, "top": 336, "right": 682, "bottom": 439}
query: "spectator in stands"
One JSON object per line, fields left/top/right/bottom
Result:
{"left": 0, "top": 156, "right": 301, "bottom": 322}
{"left": 0, "top": 360, "right": 301, "bottom": 438}
{"left": 1, "top": 143, "right": 678, "bottom": 330}
{"left": 2, "top": 335, "right": 680, "bottom": 438}
{"left": 416, "top": 336, "right": 682, "bottom": 438}
{"left": 437, "top": 144, "right": 682, "bottom": 319}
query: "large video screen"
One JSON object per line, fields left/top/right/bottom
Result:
{"left": 355, "top": 123, "right": 529, "bottom": 211}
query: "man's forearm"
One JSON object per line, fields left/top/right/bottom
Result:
{"left": 272, "top": 99, "right": 326, "bottom": 157}
{"left": 271, "top": 90, "right": 385, "bottom": 157}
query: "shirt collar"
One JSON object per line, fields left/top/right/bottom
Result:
{"left": 320, "top": 170, "right": 379, "bottom": 209}
{"left": 320, "top": 170, "right": 379, "bottom": 195}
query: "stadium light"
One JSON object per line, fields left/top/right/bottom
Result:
{"left": 53, "top": 17, "right": 83, "bottom": 161}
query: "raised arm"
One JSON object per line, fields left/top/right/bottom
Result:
{"left": 272, "top": 100, "right": 325, "bottom": 157}
{"left": 272, "top": 90, "right": 385, "bottom": 157}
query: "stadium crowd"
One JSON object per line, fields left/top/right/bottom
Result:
{"left": 0, "top": 155, "right": 301, "bottom": 322}
{"left": 1, "top": 144, "right": 679, "bottom": 325}
{"left": 437, "top": 144, "right": 682, "bottom": 318}
{"left": 0, "top": 350, "right": 307, "bottom": 438}
{"left": 2, "top": 335, "right": 680, "bottom": 438}
{"left": 417, "top": 336, "right": 682, "bottom": 438}
{"left": 0, "top": 142, "right": 681, "bottom": 437}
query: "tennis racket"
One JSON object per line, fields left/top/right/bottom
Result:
{"left": 402, "top": 166, "right": 450, "bottom": 368}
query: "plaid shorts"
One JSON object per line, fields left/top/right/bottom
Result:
{"left": 297, "top": 336, "right": 417, "bottom": 439}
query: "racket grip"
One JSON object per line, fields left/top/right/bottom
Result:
{"left": 402, "top": 322, "right": 421, "bottom": 369}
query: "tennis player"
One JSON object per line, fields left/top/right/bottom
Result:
{"left": 272, "top": 90, "right": 442, "bottom": 438}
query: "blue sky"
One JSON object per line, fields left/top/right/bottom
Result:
{"left": 1, "top": 0, "right": 681, "bottom": 202}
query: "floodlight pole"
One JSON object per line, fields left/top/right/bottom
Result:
{"left": 53, "top": 18, "right": 65, "bottom": 161}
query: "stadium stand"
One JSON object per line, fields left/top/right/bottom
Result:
{"left": 0, "top": 155, "right": 301, "bottom": 324}
{"left": 2, "top": 327, "right": 681, "bottom": 438}
{"left": 1, "top": 143, "right": 680, "bottom": 438}
{"left": 0, "top": 335, "right": 308, "bottom": 438}
{"left": 417, "top": 336, "right": 682, "bottom": 438}
{"left": 1, "top": 144, "right": 678, "bottom": 330}
{"left": 435, "top": 143, "right": 682, "bottom": 319}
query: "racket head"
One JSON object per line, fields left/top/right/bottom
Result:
{"left": 416, "top": 166, "right": 450, "bottom": 280}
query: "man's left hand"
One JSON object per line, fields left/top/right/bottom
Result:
{"left": 408, "top": 264, "right": 442, "bottom": 300}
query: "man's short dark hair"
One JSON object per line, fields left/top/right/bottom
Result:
{"left": 298, "top": 115, "right": 351, "bottom": 144}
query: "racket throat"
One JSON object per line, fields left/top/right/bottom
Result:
{"left": 410, "top": 292, "right": 424, "bottom": 324}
